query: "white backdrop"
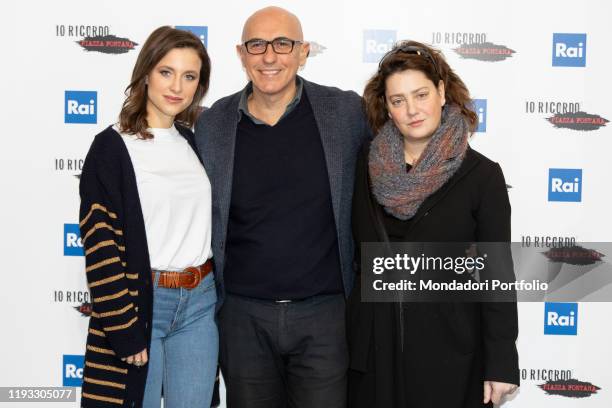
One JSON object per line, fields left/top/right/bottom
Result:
{"left": 1, "top": 0, "right": 611, "bottom": 406}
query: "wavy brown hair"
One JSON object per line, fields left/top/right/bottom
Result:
{"left": 363, "top": 40, "right": 477, "bottom": 135}
{"left": 119, "top": 26, "right": 211, "bottom": 139}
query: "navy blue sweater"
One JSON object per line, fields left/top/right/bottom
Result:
{"left": 224, "top": 92, "right": 343, "bottom": 300}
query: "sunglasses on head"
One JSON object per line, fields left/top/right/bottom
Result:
{"left": 378, "top": 44, "right": 441, "bottom": 80}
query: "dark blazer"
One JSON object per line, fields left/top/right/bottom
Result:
{"left": 79, "top": 124, "right": 202, "bottom": 408}
{"left": 194, "top": 78, "right": 371, "bottom": 306}
{"left": 347, "top": 143, "right": 520, "bottom": 408}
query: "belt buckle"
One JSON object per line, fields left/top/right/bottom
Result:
{"left": 183, "top": 266, "right": 201, "bottom": 290}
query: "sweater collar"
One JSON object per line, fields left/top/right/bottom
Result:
{"left": 237, "top": 77, "right": 304, "bottom": 125}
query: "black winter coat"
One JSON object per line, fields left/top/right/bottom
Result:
{"left": 347, "top": 143, "right": 520, "bottom": 408}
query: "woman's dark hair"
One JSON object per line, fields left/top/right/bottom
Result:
{"left": 119, "top": 26, "right": 211, "bottom": 139}
{"left": 363, "top": 40, "right": 477, "bottom": 135}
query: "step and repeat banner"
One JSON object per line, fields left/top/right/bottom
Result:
{"left": 1, "top": 0, "right": 611, "bottom": 406}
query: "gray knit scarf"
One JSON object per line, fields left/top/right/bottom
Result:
{"left": 368, "top": 104, "right": 469, "bottom": 220}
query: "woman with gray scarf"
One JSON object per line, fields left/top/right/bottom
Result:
{"left": 347, "top": 41, "right": 519, "bottom": 407}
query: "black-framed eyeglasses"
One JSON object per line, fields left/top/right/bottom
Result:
{"left": 243, "top": 37, "right": 303, "bottom": 55}
{"left": 378, "top": 44, "right": 441, "bottom": 79}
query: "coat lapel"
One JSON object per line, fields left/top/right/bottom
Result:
{"left": 409, "top": 147, "right": 480, "bottom": 225}
{"left": 305, "top": 80, "right": 343, "bottom": 230}
{"left": 359, "top": 143, "right": 393, "bottom": 244}
{"left": 214, "top": 99, "right": 240, "bottom": 251}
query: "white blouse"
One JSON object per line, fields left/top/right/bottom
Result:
{"left": 117, "top": 125, "right": 212, "bottom": 271}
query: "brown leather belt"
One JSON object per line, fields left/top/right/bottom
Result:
{"left": 152, "top": 259, "right": 213, "bottom": 290}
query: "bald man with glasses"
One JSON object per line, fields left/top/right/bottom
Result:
{"left": 195, "top": 6, "right": 371, "bottom": 408}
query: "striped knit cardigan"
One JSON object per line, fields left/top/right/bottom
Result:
{"left": 78, "top": 124, "right": 200, "bottom": 407}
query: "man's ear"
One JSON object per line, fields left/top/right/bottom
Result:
{"left": 299, "top": 41, "right": 311, "bottom": 66}
{"left": 235, "top": 44, "right": 244, "bottom": 62}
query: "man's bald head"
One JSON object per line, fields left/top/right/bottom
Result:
{"left": 237, "top": 6, "right": 309, "bottom": 104}
{"left": 241, "top": 6, "right": 304, "bottom": 42}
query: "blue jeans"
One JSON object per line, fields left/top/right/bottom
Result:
{"left": 142, "top": 271, "right": 218, "bottom": 408}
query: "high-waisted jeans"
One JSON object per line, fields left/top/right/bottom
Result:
{"left": 142, "top": 271, "right": 218, "bottom": 408}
